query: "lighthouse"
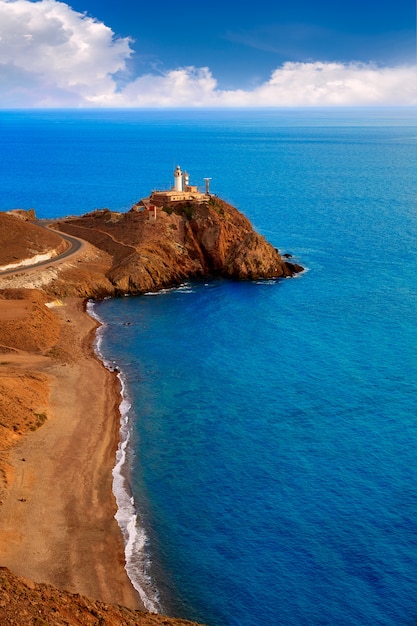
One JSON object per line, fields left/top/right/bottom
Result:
{"left": 174, "top": 165, "right": 183, "bottom": 192}
{"left": 148, "top": 166, "right": 211, "bottom": 205}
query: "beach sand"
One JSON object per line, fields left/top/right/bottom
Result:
{"left": 0, "top": 297, "right": 143, "bottom": 610}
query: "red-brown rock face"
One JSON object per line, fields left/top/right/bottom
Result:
{"left": 55, "top": 197, "right": 302, "bottom": 296}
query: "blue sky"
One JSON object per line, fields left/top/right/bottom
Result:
{"left": 0, "top": 0, "right": 415, "bottom": 107}
{"left": 68, "top": 0, "right": 415, "bottom": 89}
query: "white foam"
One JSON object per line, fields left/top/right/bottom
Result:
{"left": 144, "top": 282, "right": 194, "bottom": 296}
{"left": 87, "top": 300, "right": 162, "bottom": 613}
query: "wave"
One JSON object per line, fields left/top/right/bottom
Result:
{"left": 86, "top": 300, "right": 162, "bottom": 613}
{"left": 144, "top": 282, "right": 195, "bottom": 296}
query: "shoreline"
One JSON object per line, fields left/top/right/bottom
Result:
{"left": 0, "top": 296, "right": 144, "bottom": 611}
{"left": 88, "top": 300, "right": 162, "bottom": 613}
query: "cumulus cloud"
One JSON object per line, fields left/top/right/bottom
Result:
{"left": 0, "top": 0, "right": 133, "bottom": 106}
{"left": 0, "top": 0, "right": 415, "bottom": 108}
{"left": 92, "top": 67, "right": 220, "bottom": 107}
{"left": 91, "top": 61, "right": 417, "bottom": 107}
{"left": 216, "top": 62, "right": 417, "bottom": 107}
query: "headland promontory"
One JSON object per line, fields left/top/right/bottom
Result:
{"left": 0, "top": 171, "right": 302, "bottom": 624}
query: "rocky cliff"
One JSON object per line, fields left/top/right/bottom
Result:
{"left": 50, "top": 197, "right": 302, "bottom": 298}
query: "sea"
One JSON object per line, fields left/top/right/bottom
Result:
{"left": 1, "top": 107, "right": 417, "bottom": 625}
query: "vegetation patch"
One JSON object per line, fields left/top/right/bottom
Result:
{"left": 29, "top": 412, "right": 47, "bottom": 432}
{"left": 162, "top": 202, "right": 194, "bottom": 220}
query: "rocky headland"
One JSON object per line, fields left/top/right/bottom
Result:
{"left": 0, "top": 200, "right": 302, "bottom": 624}
{"left": 1, "top": 197, "right": 301, "bottom": 297}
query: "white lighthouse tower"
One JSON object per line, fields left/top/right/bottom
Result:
{"left": 173, "top": 165, "right": 183, "bottom": 192}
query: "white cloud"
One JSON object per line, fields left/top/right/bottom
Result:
{"left": 0, "top": 0, "right": 133, "bottom": 106}
{"left": 215, "top": 62, "right": 417, "bottom": 107}
{"left": 92, "top": 67, "right": 220, "bottom": 107}
{"left": 0, "top": 0, "right": 416, "bottom": 108}
{"left": 95, "top": 61, "right": 416, "bottom": 107}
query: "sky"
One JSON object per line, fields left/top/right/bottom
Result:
{"left": 0, "top": 0, "right": 416, "bottom": 107}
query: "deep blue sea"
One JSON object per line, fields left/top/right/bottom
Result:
{"left": 1, "top": 108, "right": 417, "bottom": 625}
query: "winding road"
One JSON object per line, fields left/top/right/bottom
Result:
{"left": 0, "top": 221, "right": 86, "bottom": 277}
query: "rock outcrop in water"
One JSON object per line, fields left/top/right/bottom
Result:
{"left": 50, "top": 196, "right": 302, "bottom": 298}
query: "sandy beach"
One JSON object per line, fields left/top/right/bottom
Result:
{"left": 0, "top": 296, "right": 143, "bottom": 611}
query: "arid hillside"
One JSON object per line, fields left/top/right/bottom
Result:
{"left": 0, "top": 212, "right": 66, "bottom": 268}
{"left": 0, "top": 289, "right": 60, "bottom": 504}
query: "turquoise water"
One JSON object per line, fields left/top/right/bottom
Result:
{"left": 1, "top": 109, "right": 417, "bottom": 625}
